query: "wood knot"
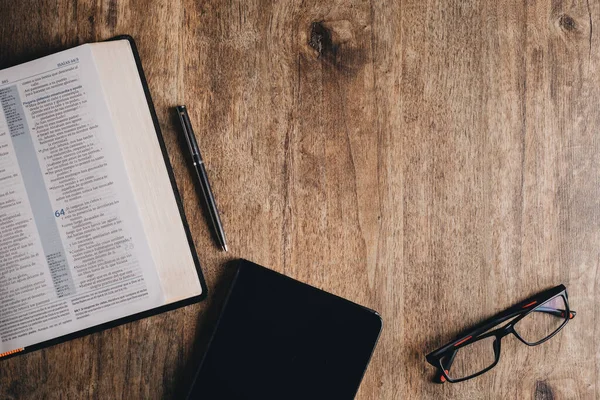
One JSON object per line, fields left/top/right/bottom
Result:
{"left": 534, "top": 380, "right": 555, "bottom": 400}
{"left": 309, "top": 22, "right": 336, "bottom": 59}
{"left": 306, "top": 20, "right": 367, "bottom": 75}
{"left": 558, "top": 14, "right": 577, "bottom": 32}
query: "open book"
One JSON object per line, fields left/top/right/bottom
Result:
{"left": 0, "top": 37, "right": 205, "bottom": 359}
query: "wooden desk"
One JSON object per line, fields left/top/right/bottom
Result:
{"left": 0, "top": 1, "right": 598, "bottom": 399}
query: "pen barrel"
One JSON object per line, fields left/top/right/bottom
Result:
{"left": 192, "top": 153, "right": 203, "bottom": 166}
{"left": 194, "top": 162, "right": 227, "bottom": 247}
{"left": 177, "top": 105, "right": 227, "bottom": 251}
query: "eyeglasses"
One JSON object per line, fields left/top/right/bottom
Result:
{"left": 425, "top": 284, "right": 575, "bottom": 383}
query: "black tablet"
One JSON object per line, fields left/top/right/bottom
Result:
{"left": 187, "top": 259, "right": 382, "bottom": 400}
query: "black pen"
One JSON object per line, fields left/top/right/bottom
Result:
{"left": 176, "top": 105, "right": 228, "bottom": 252}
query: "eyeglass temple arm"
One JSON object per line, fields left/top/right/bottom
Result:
{"left": 535, "top": 306, "right": 576, "bottom": 319}
{"left": 488, "top": 305, "right": 575, "bottom": 333}
{"left": 438, "top": 306, "right": 575, "bottom": 379}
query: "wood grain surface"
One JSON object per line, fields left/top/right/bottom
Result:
{"left": 1, "top": 1, "right": 599, "bottom": 399}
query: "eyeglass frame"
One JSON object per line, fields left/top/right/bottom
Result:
{"left": 425, "top": 284, "right": 576, "bottom": 383}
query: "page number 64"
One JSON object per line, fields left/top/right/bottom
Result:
{"left": 54, "top": 209, "right": 65, "bottom": 218}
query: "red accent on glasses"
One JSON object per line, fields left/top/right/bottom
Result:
{"left": 440, "top": 370, "right": 449, "bottom": 383}
{"left": 522, "top": 301, "right": 537, "bottom": 308}
{"left": 454, "top": 336, "right": 472, "bottom": 347}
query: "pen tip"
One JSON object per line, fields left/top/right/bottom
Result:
{"left": 223, "top": 244, "right": 229, "bottom": 252}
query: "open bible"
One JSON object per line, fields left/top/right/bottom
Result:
{"left": 0, "top": 37, "right": 206, "bottom": 359}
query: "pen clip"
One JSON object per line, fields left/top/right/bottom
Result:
{"left": 177, "top": 107, "right": 201, "bottom": 158}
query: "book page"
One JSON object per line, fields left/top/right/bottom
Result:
{"left": 0, "top": 45, "right": 164, "bottom": 354}
{"left": 90, "top": 40, "right": 203, "bottom": 303}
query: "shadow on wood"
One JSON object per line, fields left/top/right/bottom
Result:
{"left": 167, "top": 260, "right": 239, "bottom": 400}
